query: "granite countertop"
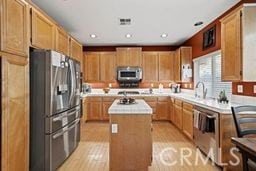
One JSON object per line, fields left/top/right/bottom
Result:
{"left": 81, "top": 89, "right": 246, "bottom": 114}
{"left": 108, "top": 99, "right": 153, "bottom": 114}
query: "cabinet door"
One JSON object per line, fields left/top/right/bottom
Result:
{"left": 158, "top": 52, "right": 174, "bottom": 81}
{"left": 82, "top": 99, "right": 87, "bottom": 122}
{"left": 116, "top": 48, "right": 129, "bottom": 66}
{"left": 128, "top": 47, "right": 142, "bottom": 66}
{"left": 31, "top": 8, "right": 55, "bottom": 49}
{"left": 102, "top": 101, "right": 113, "bottom": 120}
{"left": 100, "top": 52, "right": 116, "bottom": 82}
{"left": 70, "top": 37, "right": 83, "bottom": 62}
{"left": 1, "top": 55, "right": 29, "bottom": 171}
{"left": 174, "top": 105, "right": 183, "bottom": 130}
{"left": 87, "top": 101, "right": 102, "bottom": 120}
{"left": 1, "top": 0, "right": 28, "bottom": 56}
{"left": 174, "top": 49, "right": 181, "bottom": 82}
{"left": 221, "top": 10, "right": 242, "bottom": 81}
{"left": 56, "top": 27, "right": 69, "bottom": 56}
{"left": 169, "top": 98, "right": 174, "bottom": 122}
{"left": 156, "top": 101, "right": 169, "bottom": 120}
{"left": 182, "top": 108, "right": 193, "bottom": 140}
{"left": 84, "top": 52, "right": 100, "bottom": 82}
{"left": 142, "top": 52, "right": 158, "bottom": 82}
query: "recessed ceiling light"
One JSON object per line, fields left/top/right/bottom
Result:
{"left": 161, "top": 34, "right": 168, "bottom": 38}
{"left": 90, "top": 34, "right": 97, "bottom": 38}
{"left": 125, "top": 34, "right": 132, "bottom": 38}
{"left": 194, "top": 21, "right": 203, "bottom": 26}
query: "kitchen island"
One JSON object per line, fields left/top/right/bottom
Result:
{"left": 108, "top": 99, "right": 153, "bottom": 171}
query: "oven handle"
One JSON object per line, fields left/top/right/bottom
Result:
{"left": 198, "top": 111, "right": 216, "bottom": 119}
{"left": 52, "top": 119, "right": 79, "bottom": 139}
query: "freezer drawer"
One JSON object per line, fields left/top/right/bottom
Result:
{"left": 45, "top": 106, "right": 80, "bottom": 134}
{"left": 45, "top": 119, "right": 80, "bottom": 171}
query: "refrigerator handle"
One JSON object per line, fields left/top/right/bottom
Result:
{"left": 68, "top": 60, "right": 75, "bottom": 105}
{"left": 52, "top": 119, "right": 79, "bottom": 139}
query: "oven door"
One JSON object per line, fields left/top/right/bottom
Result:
{"left": 45, "top": 119, "right": 80, "bottom": 171}
{"left": 118, "top": 70, "right": 138, "bottom": 81}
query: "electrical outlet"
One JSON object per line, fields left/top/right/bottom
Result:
{"left": 237, "top": 85, "right": 243, "bottom": 93}
{"left": 111, "top": 124, "right": 118, "bottom": 134}
{"left": 254, "top": 85, "right": 256, "bottom": 94}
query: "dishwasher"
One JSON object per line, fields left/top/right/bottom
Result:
{"left": 193, "top": 105, "right": 221, "bottom": 165}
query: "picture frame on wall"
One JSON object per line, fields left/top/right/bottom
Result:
{"left": 203, "top": 25, "right": 216, "bottom": 50}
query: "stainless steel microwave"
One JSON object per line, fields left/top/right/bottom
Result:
{"left": 117, "top": 66, "right": 142, "bottom": 81}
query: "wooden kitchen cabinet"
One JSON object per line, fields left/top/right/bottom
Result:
{"left": 116, "top": 47, "right": 142, "bottom": 66}
{"left": 174, "top": 47, "right": 192, "bottom": 82}
{"left": 158, "top": 52, "right": 175, "bottom": 82}
{"left": 156, "top": 97, "right": 169, "bottom": 120}
{"left": 86, "top": 97, "right": 102, "bottom": 120}
{"left": 0, "top": 0, "right": 29, "bottom": 56}
{"left": 142, "top": 52, "right": 158, "bottom": 82}
{"left": 182, "top": 102, "right": 194, "bottom": 140}
{"left": 144, "top": 97, "right": 157, "bottom": 120}
{"left": 84, "top": 52, "right": 100, "bottom": 82}
{"left": 69, "top": 37, "right": 83, "bottom": 62}
{"left": 220, "top": 5, "right": 256, "bottom": 81}
{"left": 169, "top": 97, "right": 174, "bottom": 122}
{"left": 173, "top": 99, "right": 183, "bottom": 129}
{"left": 100, "top": 52, "right": 116, "bottom": 82}
{"left": 82, "top": 98, "right": 87, "bottom": 122}
{"left": 102, "top": 97, "right": 116, "bottom": 120}
{"left": 1, "top": 54, "right": 29, "bottom": 171}
{"left": 56, "top": 27, "right": 69, "bottom": 56}
{"left": 31, "top": 8, "right": 55, "bottom": 50}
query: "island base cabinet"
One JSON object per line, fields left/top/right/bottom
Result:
{"left": 109, "top": 115, "right": 152, "bottom": 171}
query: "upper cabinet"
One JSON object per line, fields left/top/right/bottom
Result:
{"left": 83, "top": 52, "right": 116, "bottom": 83}
{"left": 69, "top": 37, "right": 83, "bottom": 62}
{"left": 142, "top": 52, "right": 159, "bottom": 82}
{"left": 116, "top": 47, "right": 142, "bottom": 66}
{"left": 56, "top": 27, "right": 69, "bottom": 56}
{"left": 159, "top": 52, "right": 175, "bottom": 82}
{"left": 0, "top": 0, "right": 29, "bottom": 56}
{"left": 100, "top": 52, "right": 116, "bottom": 82}
{"left": 174, "top": 47, "right": 192, "bottom": 82}
{"left": 142, "top": 51, "right": 175, "bottom": 82}
{"left": 220, "top": 4, "right": 256, "bottom": 81}
{"left": 31, "top": 8, "right": 55, "bottom": 50}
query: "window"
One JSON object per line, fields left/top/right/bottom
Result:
{"left": 194, "top": 51, "right": 231, "bottom": 99}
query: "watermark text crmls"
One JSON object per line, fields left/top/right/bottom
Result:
{"left": 159, "top": 147, "right": 240, "bottom": 167}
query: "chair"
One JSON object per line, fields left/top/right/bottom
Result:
{"left": 231, "top": 106, "right": 256, "bottom": 171}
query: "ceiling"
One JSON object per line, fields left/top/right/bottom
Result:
{"left": 32, "top": 0, "right": 239, "bottom": 46}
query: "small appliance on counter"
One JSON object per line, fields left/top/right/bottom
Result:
{"left": 116, "top": 66, "right": 142, "bottom": 88}
{"left": 82, "top": 83, "right": 91, "bottom": 93}
{"left": 171, "top": 84, "right": 181, "bottom": 93}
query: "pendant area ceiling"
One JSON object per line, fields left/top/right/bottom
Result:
{"left": 32, "top": 0, "right": 240, "bottom": 46}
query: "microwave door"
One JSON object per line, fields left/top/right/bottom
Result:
{"left": 48, "top": 52, "right": 70, "bottom": 115}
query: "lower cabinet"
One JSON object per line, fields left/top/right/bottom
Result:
{"left": 143, "top": 97, "right": 157, "bottom": 120}
{"left": 102, "top": 97, "right": 116, "bottom": 121}
{"left": 86, "top": 97, "right": 102, "bottom": 120}
{"left": 156, "top": 97, "right": 169, "bottom": 120}
{"left": 1, "top": 54, "right": 29, "bottom": 171}
{"left": 173, "top": 99, "right": 183, "bottom": 130}
{"left": 169, "top": 98, "right": 174, "bottom": 122}
{"left": 182, "top": 102, "right": 194, "bottom": 140}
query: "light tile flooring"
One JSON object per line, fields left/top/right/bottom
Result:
{"left": 58, "top": 122, "right": 221, "bottom": 171}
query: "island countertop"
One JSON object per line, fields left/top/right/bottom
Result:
{"left": 108, "top": 99, "right": 153, "bottom": 114}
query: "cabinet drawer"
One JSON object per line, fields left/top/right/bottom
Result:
{"left": 158, "top": 97, "right": 169, "bottom": 102}
{"left": 183, "top": 102, "right": 193, "bottom": 111}
{"left": 87, "top": 97, "right": 102, "bottom": 102}
{"left": 174, "top": 99, "right": 183, "bottom": 106}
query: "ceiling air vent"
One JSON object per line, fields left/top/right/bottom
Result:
{"left": 119, "top": 18, "right": 131, "bottom": 25}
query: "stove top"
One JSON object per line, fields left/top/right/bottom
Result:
{"left": 117, "top": 91, "right": 140, "bottom": 95}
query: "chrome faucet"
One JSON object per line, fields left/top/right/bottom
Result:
{"left": 195, "top": 81, "right": 207, "bottom": 99}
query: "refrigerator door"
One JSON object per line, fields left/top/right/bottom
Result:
{"left": 45, "top": 119, "right": 80, "bottom": 171}
{"left": 68, "top": 59, "right": 81, "bottom": 109}
{"left": 45, "top": 106, "right": 80, "bottom": 134}
{"left": 47, "top": 51, "right": 70, "bottom": 115}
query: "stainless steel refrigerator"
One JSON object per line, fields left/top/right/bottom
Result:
{"left": 30, "top": 50, "right": 81, "bottom": 171}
